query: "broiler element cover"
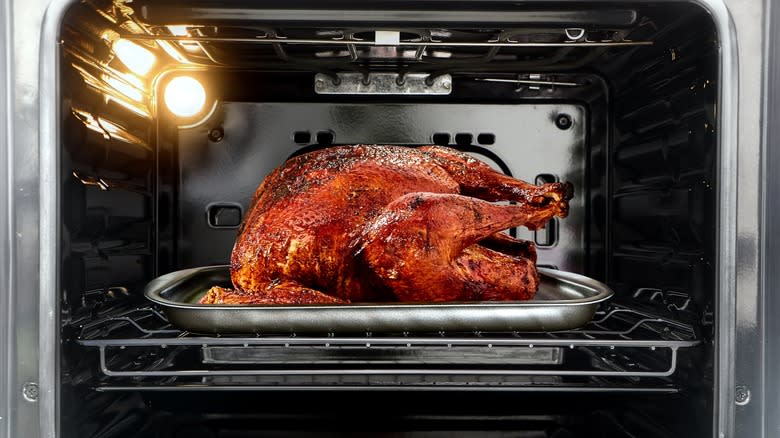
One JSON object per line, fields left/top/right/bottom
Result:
{"left": 314, "top": 73, "right": 453, "bottom": 95}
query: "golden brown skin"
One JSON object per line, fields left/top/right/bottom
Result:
{"left": 201, "top": 285, "right": 347, "bottom": 305}
{"left": 201, "top": 145, "right": 572, "bottom": 304}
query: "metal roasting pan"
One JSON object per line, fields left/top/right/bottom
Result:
{"left": 144, "top": 265, "right": 614, "bottom": 333}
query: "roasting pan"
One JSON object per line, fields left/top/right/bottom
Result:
{"left": 144, "top": 266, "right": 613, "bottom": 333}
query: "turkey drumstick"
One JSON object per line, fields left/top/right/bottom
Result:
{"left": 356, "top": 192, "right": 554, "bottom": 302}
{"left": 419, "top": 145, "right": 573, "bottom": 216}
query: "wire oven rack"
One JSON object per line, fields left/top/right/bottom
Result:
{"left": 112, "top": 25, "right": 654, "bottom": 76}
{"left": 74, "top": 300, "right": 700, "bottom": 393}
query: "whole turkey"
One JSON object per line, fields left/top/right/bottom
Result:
{"left": 201, "top": 145, "right": 573, "bottom": 305}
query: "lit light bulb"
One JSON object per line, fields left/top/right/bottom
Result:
{"left": 164, "top": 76, "right": 206, "bottom": 118}
{"left": 112, "top": 39, "right": 156, "bottom": 76}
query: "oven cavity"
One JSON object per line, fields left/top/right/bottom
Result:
{"left": 57, "top": 1, "right": 719, "bottom": 437}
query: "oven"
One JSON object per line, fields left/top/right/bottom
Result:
{"left": 0, "top": 0, "right": 776, "bottom": 436}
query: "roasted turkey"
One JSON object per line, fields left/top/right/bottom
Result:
{"left": 201, "top": 145, "right": 573, "bottom": 305}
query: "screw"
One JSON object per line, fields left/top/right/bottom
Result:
{"left": 442, "top": 80, "right": 451, "bottom": 90}
{"left": 208, "top": 126, "right": 224, "bottom": 143}
{"left": 735, "top": 385, "right": 751, "bottom": 406}
{"left": 22, "top": 382, "right": 39, "bottom": 402}
{"left": 315, "top": 79, "right": 324, "bottom": 91}
{"left": 555, "top": 113, "right": 573, "bottom": 130}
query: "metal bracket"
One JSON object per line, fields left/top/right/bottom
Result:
{"left": 314, "top": 73, "right": 452, "bottom": 95}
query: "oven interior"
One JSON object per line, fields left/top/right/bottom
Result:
{"left": 58, "top": 1, "right": 718, "bottom": 436}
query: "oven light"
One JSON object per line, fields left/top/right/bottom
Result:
{"left": 112, "top": 39, "right": 156, "bottom": 76}
{"left": 164, "top": 76, "right": 206, "bottom": 117}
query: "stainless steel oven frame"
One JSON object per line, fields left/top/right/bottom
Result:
{"left": 0, "top": 0, "right": 774, "bottom": 436}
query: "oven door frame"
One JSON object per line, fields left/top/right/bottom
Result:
{"left": 0, "top": 0, "right": 761, "bottom": 436}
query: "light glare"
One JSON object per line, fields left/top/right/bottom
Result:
{"left": 104, "top": 75, "right": 143, "bottom": 102}
{"left": 167, "top": 25, "right": 201, "bottom": 53}
{"left": 164, "top": 76, "right": 207, "bottom": 118}
{"left": 113, "top": 39, "right": 156, "bottom": 76}
{"left": 167, "top": 25, "right": 189, "bottom": 36}
{"left": 157, "top": 40, "right": 192, "bottom": 63}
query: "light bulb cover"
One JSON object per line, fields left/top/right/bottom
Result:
{"left": 163, "top": 76, "right": 207, "bottom": 118}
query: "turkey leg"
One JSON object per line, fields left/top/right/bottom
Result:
{"left": 358, "top": 192, "right": 554, "bottom": 302}
{"left": 479, "top": 232, "right": 537, "bottom": 263}
{"left": 419, "top": 145, "right": 573, "bottom": 217}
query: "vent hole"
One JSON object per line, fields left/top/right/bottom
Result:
{"left": 455, "top": 133, "right": 473, "bottom": 146}
{"left": 206, "top": 204, "right": 243, "bottom": 228}
{"left": 293, "top": 131, "right": 311, "bottom": 144}
{"left": 316, "top": 131, "right": 334, "bottom": 145}
{"left": 432, "top": 133, "right": 450, "bottom": 146}
{"left": 535, "top": 174, "right": 558, "bottom": 185}
{"left": 477, "top": 133, "right": 495, "bottom": 145}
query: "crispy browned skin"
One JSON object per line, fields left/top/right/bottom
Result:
{"left": 201, "top": 145, "right": 572, "bottom": 305}
{"left": 201, "top": 285, "right": 347, "bottom": 305}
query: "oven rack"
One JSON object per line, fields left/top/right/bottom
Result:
{"left": 74, "top": 302, "right": 700, "bottom": 392}
{"left": 112, "top": 25, "right": 654, "bottom": 75}
{"left": 127, "top": 32, "right": 653, "bottom": 48}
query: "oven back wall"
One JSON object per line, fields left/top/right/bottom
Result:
{"left": 172, "top": 101, "right": 590, "bottom": 274}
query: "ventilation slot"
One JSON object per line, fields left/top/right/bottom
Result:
{"left": 316, "top": 131, "right": 334, "bottom": 145}
{"left": 293, "top": 131, "right": 311, "bottom": 144}
{"left": 432, "top": 133, "right": 450, "bottom": 146}
{"left": 455, "top": 133, "right": 473, "bottom": 146}
{"left": 477, "top": 133, "right": 495, "bottom": 145}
